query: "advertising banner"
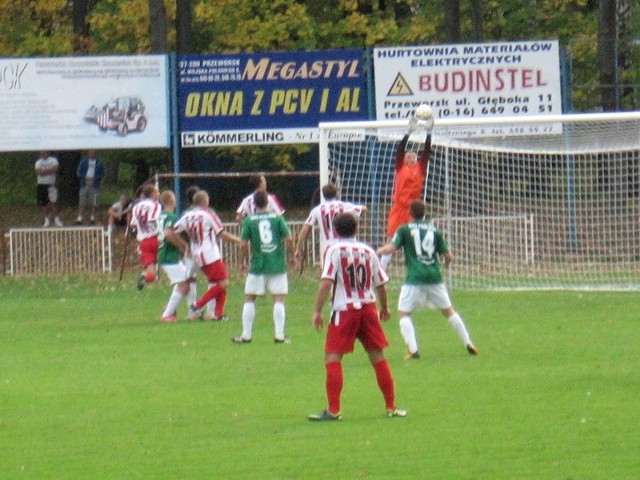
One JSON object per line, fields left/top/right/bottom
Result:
{"left": 178, "top": 49, "right": 367, "bottom": 147}
{"left": 0, "top": 55, "right": 170, "bottom": 152}
{"left": 373, "top": 40, "right": 562, "bottom": 122}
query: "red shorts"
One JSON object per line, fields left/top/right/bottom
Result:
{"left": 138, "top": 236, "right": 158, "bottom": 267}
{"left": 324, "top": 303, "right": 389, "bottom": 354}
{"left": 386, "top": 203, "right": 411, "bottom": 238}
{"left": 201, "top": 260, "right": 228, "bottom": 283}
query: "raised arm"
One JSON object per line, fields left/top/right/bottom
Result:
{"left": 418, "top": 117, "right": 434, "bottom": 167}
{"left": 395, "top": 133, "right": 410, "bottom": 170}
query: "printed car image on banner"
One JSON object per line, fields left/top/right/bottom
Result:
{"left": 373, "top": 40, "right": 562, "bottom": 122}
{"left": 0, "top": 55, "right": 170, "bottom": 151}
{"left": 178, "top": 50, "right": 367, "bottom": 147}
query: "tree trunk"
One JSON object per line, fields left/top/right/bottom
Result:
{"left": 134, "top": 159, "right": 151, "bottom": 189}
{"left": 470, "top": 0, "right": 483, "bottom": 41}
{"left": 57, "top": 151, "right": 81, "bottom": 208}
{"left": 444, "top": 0, "right": 460, "bottom": 43}
{"left": 148, "top": 0, "right": 169, "bottom": 53}
{"left": 104, "top": 159, "right": 120, "bottom": 186}
{"left": 176, "top": 0, "right": 193, "bottom": 54}
{"left": 72, "top": 0, "right": 90, "bottom": 53}
{"left": 598, "top": 0, "right": 618, "bottom": 111}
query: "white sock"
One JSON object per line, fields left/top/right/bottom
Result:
{"left": 273, "top": 301, "right": 286, "bottom": 339}
{"left": 205, "top": 282, "right": 215, "bottom": 316}
{"left": 242, "top": 302, "right": 255, "bottom": 339}
{"left": 448, "top": 312, "right": 472, "bottom": 346}
{"left": 380, "top": 253, "right": 392, "bottom": 270}
{"left": 162, "top": 285, "right": 183, "bottom": 317}
{"left": 399, "top": 316, "right": 418, "bottom": 354}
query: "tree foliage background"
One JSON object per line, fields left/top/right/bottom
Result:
{"left": 2, "top": 0, "right": 637, "bottom": 110}
{"left": 0, "top": 0, "right": 638, "bottom": 207}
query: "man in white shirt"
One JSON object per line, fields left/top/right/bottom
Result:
{"left": 34, "top": 151, "right": 63, "bottom": 227}
{"left": 295, "top": 183, "right": 367, "bottom": 265}
{"left": 235, "top": 174, "right": 284, "bottom": 222}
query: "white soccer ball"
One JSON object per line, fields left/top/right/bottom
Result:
{"left": 415, "top": 103, "right": 433, "bottom": 120}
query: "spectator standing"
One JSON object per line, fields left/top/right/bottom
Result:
{"left": 75, "top": 150, "right": 105, "bottom": 225}
{"left": 233, "top": 191, "right": 298, "bottom": 344}
{"left": 34, "top": 151, "right": 63, "bottom": 227}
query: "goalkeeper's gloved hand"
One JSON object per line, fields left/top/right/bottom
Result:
{"left": 408, "top": 116, "right": 420, "bottom": 133}
{"left": 423, "top": 117, "right": 434, "bottom": 131}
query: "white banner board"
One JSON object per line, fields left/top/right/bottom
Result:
{"left": 0, "top": 55, "right": 170, "bottom": 151}
{"left": 373, "top": 40, "right": 562, "bottom": 122}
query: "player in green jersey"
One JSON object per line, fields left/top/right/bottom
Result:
{"left": 158, "top": 190, "right": 197, "bottom": 322}
{"left": 233, "top": 191, "right": 298, "bottom": 344}
{"left": 377, "top": 199, "right": 478, "bottom": 358}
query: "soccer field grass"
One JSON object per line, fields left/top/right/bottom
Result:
{"left": 1, "top": 273, "right": 639, "bottom": 479}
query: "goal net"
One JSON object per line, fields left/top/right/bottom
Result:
{"left": 319, "top": 113, "right": 640, "bottom": 290}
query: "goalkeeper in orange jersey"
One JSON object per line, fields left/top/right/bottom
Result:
{"left": 380, "top": 115, "right": 434, "bottom": 270}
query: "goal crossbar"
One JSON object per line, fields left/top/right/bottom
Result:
{"left": 319, "top": 111, "right": 640, "bottom": 130}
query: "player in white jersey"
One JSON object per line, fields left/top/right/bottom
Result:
{"left": 295, "top": 183, "right": 367, "bottom": 265}
{"left": 308, "top": 212, "right": 406, "bottom": 421}
{"left": 129, "top": 183, "right": 161, "bottom": 290}
{"left": 235, "top": 174, "right": 284, "bottom": 222}
{"left": 171, "top": 190, "right": 241, "bottom": 321}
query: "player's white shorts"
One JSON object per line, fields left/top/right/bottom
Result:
{"left": 160, "top": 262, "right": 190, "bottom": 284}
{"left": 244, "top": 273, "right": 288, "bottom": 296}
{"left": 397, "top": 283, "right": 452, "bottom": 312}
{"left": 183, "top": 255, "right": 198, "bottom": 278}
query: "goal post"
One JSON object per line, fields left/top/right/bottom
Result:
{"left": 319, "top": 112, "right": 640, "bottom": 290}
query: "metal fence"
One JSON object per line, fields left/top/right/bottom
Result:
{"left": 7, "top": 227, "right": 112, "bottom": 276}
{"left": 3, "top": 223, "right": 320, "bottom": 277}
